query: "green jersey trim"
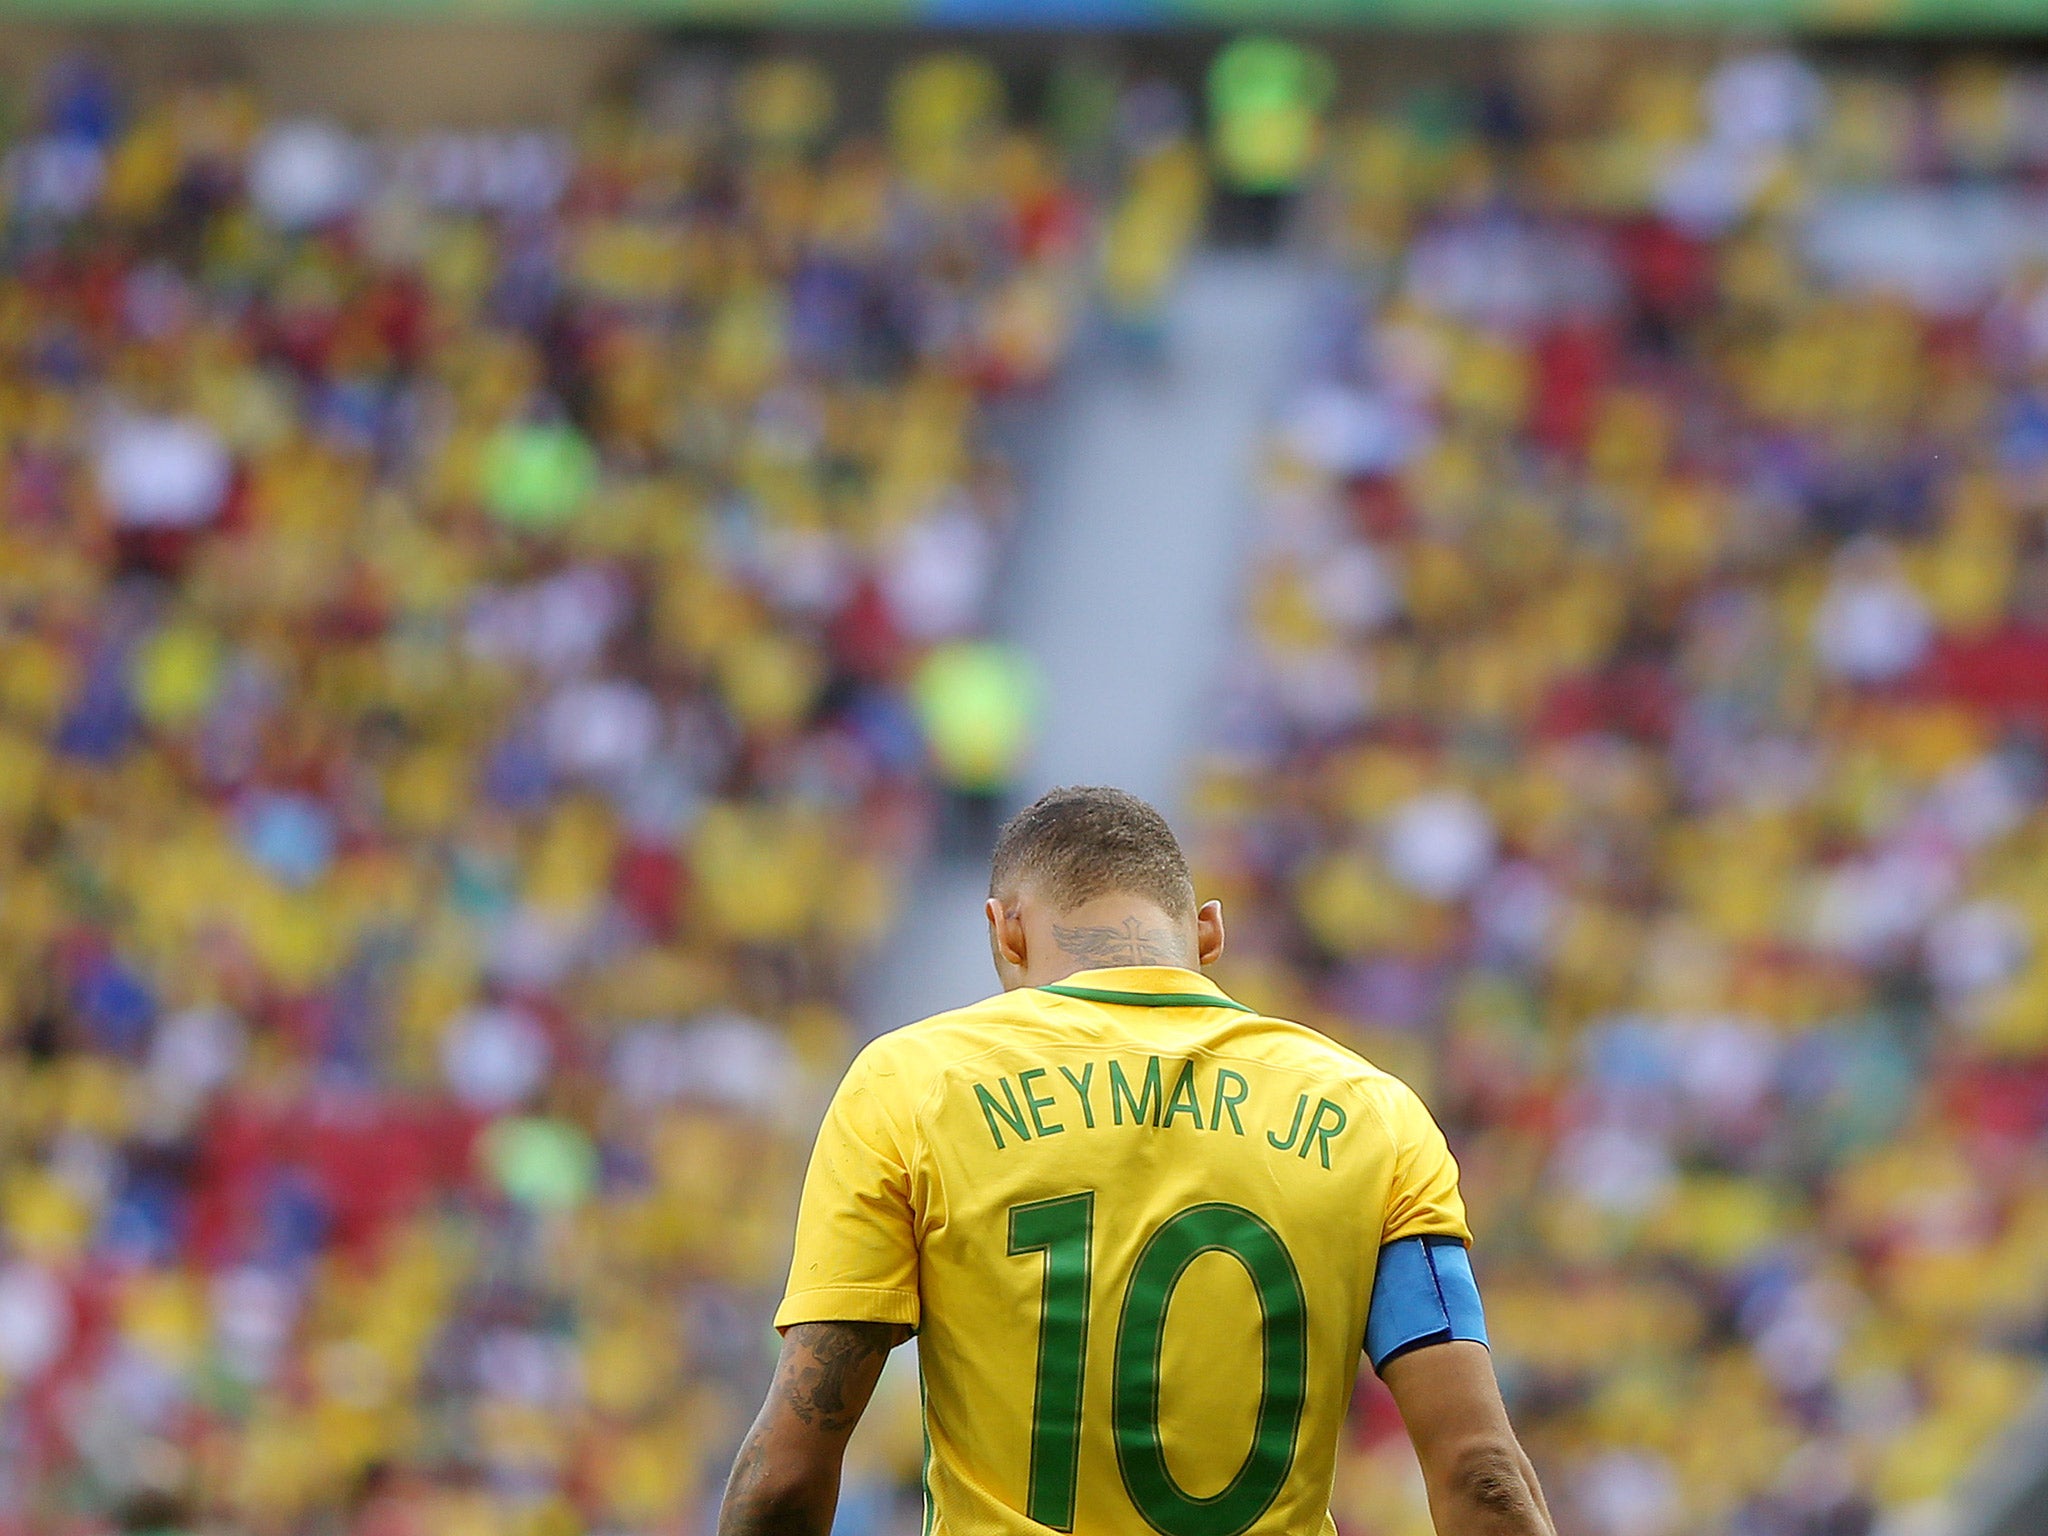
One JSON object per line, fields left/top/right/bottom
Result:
{"left": 1038, "top": 983, "right": 1257, "bottom": 1013}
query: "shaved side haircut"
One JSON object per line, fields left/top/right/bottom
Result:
{"left": 989, "top": 785, "right": 1196, "bottom": 920}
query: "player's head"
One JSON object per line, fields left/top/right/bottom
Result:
{"left": 984, "top": 785, "right": 1224, "bottom": 990}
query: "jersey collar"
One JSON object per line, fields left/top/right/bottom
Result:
{"left": 1037, "top": 967, "right": 1256, "bottom": 1013}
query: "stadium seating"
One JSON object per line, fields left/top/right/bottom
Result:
{"left": 0, "top": 52, "right": 1083, "bottom": 1534}
{"left": 1192, "top": 49, "right": 2048, "bottom": 1536}
{"left": 17, "top": 34, "right": 2048, "bottom": 1536}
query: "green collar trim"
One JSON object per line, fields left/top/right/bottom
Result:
{"left": 1038, "top": 982, "right": 1256, "bottom": 1013}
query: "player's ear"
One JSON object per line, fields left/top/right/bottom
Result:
{"left": 986, "top": 896, "right": 1029, "bottom": 973}
{"left": 1195, "top": 899, "right": 1226, "bottom": 967}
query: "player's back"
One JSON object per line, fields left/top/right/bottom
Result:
{"left": 778, "top": 967, "right": 1470, "bottom": 1536}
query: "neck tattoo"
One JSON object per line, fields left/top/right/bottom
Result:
{"left": 1051, "top": 916, "right": 1183, "bottom": 969}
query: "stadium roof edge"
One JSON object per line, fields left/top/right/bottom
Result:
{"left": 8, "top": 0, "right": 2048, "bottom": 30}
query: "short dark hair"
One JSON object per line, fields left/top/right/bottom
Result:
{"left": 989, "top": 786, "right": 1195, "bottom": 920}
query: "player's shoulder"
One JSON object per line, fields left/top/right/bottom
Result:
{"left": 842, "top": 991, "right": 1048, "bottom": 1087}
{"left": 1223, "top": 1006, "right": 1435, "bottom": 1122}
{"left": 845, "top": 990, "right": 1435, "bottom": 1127}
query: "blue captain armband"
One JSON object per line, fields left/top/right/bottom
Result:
{"left": 1366, "top": 1235, "right": 1489, "bottom": 1374}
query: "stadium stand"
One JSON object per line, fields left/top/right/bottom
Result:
{"left": 17, "top": 28, "right": 2048, "bottom": 1536}
{"left": 1190, "top": 46, "right": 2048, "bottom": 1536}
{"left": 0, "top": 50, "right": 1088, "bottom": 1535}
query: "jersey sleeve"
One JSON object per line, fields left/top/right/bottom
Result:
{"left": 774, "top": 1044, "right": 923, "bottom": 1332}
{"left": 1377, "top": 1078, "right": 1472, "bottom": 1246}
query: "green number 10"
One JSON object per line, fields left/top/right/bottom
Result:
{"left": 1007, "top": 1194, "right": 1308, "bottom": 1536}
{"left": 1008, "top": 1194, "right": 1094, "bottom": 1530}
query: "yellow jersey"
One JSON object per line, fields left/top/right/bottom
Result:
{"left": 776, "top": 966, "right": 1471, "bottom": 1536}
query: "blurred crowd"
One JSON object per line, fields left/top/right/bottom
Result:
{"left": 1194, "top": 47, "right": 2048, "bottom": 1536}
{"left": 18, "top": 29, "right": 2048, "bottom": 1536}
{"left": 0, "top": 47, "right": 1119, "bottom": 1536}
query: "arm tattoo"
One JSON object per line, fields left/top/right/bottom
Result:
{"left": 777, "top": 1320, "right": 899, "bottom": 1431}
{"left": 718, "top": 1322, "right": 904, "bottom": 1536}
{"left": 1052, "top": 916, "right": 1185, "bottom": 968}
